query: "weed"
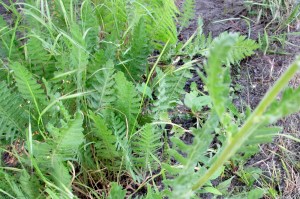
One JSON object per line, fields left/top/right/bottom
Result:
{"left": 0, "top": 0, "right": 299, "bottom": 198}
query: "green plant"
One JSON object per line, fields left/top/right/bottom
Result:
{"left": 0, "top": 0, "right": 300, "bottom": 198}
{"left": 179, "top": 0, "right": 196, "bottom": 30}
{"left": 245, "top": 0, "right": 300, "bottom": 53}
{"left": 245, "top": 0, "right": 300, "bottom": 28}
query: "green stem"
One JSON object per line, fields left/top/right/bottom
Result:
{"left": 130, "top": 41, "right": 170, "bottom": 136}
{"left": 192, "top": 57, "right": 300, "bottom": 191}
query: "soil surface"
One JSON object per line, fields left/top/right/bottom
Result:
{"left": 0, "top": 0, "right": 20, "bottom": 24}
{"left": 178, "top": 0, "right": 249, "bottom": 38}
{"left": 177, "top": 0, "right": 300, "bottom": 198}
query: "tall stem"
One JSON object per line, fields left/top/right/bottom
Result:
{"left": 192, "top": 57, "right": 300, "bottom": 191}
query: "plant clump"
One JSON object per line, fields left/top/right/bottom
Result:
{"left": 0, "top": 0, "right": 299, "bottom": 198}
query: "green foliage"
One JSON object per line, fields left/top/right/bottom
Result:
{"left": 153, "top": 67, "right": 192, "bottom": 117}
{"left": 132, "top": 124, "right": 162, "bottom": 173}
{"left": 33, "top": 112, "right": 84, "bottom": 194}
{"left": 108, "top": 182, "right": 126, "bottom": 199}
{"left": 204, "top": 33, "right": 236, "bottom": 121}
{"left": 89, "top": 111, "right": 121, "bottom": 166}
{"left": 26, "top": 37, "right": 54, "bottom": 78}
{"left": 184, "top": 90, "right": 211, "bottom": 113}
{"left": 191, "top": 51, "right": 300, "bottom": 196}
{"left": 97, "top": 0, "right": 127, "bottom": 41}
{"left": 48, "top": 113, "right": 84, "bottom": 158}
{"left": 10, "top": 62, "right": 48, "bottom": 112}
{"left": 123, "top": 17, "right": 151, "bottom": 80}
{"left": 247, "top": 188, "right": 265, "bottom": 199}
{"left": 163, "top": 115, "right": 218, "bottom": 199}
{"left": 0, "top": 16, "right": 22, "bottom": 61}
{"left": 179, "top": 18, "right": 212, "bottom": 57}
{"left": 180, "top": 0, "right": 196, "bottom": 29}
{"left": 32, "top": 113, "right": 84, "bottom": 165}
{"left": 89, "top": 60, "right": 116, "bottom": 109}
{"left": 265, "top": 86, "right": 300, "bottom": 122}
{"left": 151, "top": 0, "right": 179, "bottom": 45}
{"left": 233, "top": 127, "right": 282, "bottom": 162}
{"left": 2, "top": 171, "right": 28, "bottom": 199}
{"left": 81, "top": 0, "right": 99, "bottom": 51}
{"left": 0, "top": 82, "right": 28, "bottom": 141}
{"left": 19, "top": 171, "right": 41, "bottom": 198}
{"left": 207, "top": 32, "right": 259, "bottom": 65}
{"left": 114, "top": 71, "right": 141, "bottom": 134}
{"left": 1, "top": 0, "right": 299, "bottom": 198}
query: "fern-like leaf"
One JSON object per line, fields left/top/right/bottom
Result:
{"left": 110, "top": 112, "right": 127, "bottom": 152}
{"left": 89, "top": 60, "right": 116, "bottom": 109}
{"left": 204, "top": 33, "right": 236, "bottom": 121}
{"left": 110, "top": 111, "right": 137, "bottom": 179}
{"left": 69, "top": 23, "right": 89, "bottom": 93}
{"left": 26, "top": 37, "right": 55, "bottom": 79}
{"left": 32, "top": 113, "right": 84, "bottom": 162}
{"left": 0, "top": 82, "right": 28, "bottom": 141}
{"left": 10, "top": 62, "right": 48, "bottom": 112}
{"left": 123, "top": 17, "right": 151, "bottom": 80}
{"left": 108, "top": 182, "right": 126, "bottom": 199}
{"left": 131, "top": 124, "right": 162, "bottom": 173}
{"left": 48, "top": 112, "right": 84, "bottom": 158}
{"left": 97, "top": 0, "right": 127, "bottom": 41}
{"left": 89, "top": 111, "right": 121, "bottom": 165}
{"left": 150, "top": 0, "right": 178, "bottom": 47}
{"left": 229, "top": 86, "right": 300, "bottom": 162}
{"left": 81, "top": 0, "right": 99, "bottom": 51}
{"left": 19, "top": 171, "right": 41, "bottom": 198}
{"left": 114, "top": 71, "right": 140, "bottom": 134}
{"left": 231, "top": 126, "right": 281, "bottom": 162}
{"left": 179, "top": 18, "right": 213, "bottom": 57}
{"left": 32, "top": 113, "right": 84, "bottom": 192}
{"left": 179, "top": 0, "right": 195, "bottom": 29}
{"left": 207, "top": 32, "right": 259, "bottom": 65}
{"left": 163, "top": 114, "right": 218, "bottom": 198}
{"left": 264, "top": 87, "right": 300, "bottom": 122}
{"left": 2, "top": 171, "right": 27, "bottom": 198}
{"left": 153, "top": 67, "right": 192, "bottom": 118}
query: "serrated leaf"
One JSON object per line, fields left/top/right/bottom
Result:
{"left": 131, "top": 124, "right": 161, "bottom": 172}
{"left": 205, "top": 33, "right": 236, "bottom": 121}
{"left": 184, "top": 91, "right": 211, "bottom": 112}
{"left": 90, "top": 60, "right": 116, "bottom": 110}
{"left": 108, "top": 182, "right": 126, "bottom": 199}
{"left": 88, "top": 111, "right": 121, "bottom": 168}
{"left": 10, "top": 62, "right": 47, "bottom": 111}
{"left": 19, "top": 171, "right": 41, "bottom": 198}
{"left": 153, "top": 67, "right": 192, "bottom": 117}
{"left": 205, "top": 32, "right": 259, "bottom": 65}
{"left": 0, "top": 81, "right": 28, "bottom": 140}
{"left": 33, "top": 112, "right": 84, "bottom": 162}
{"left": 114, "top": 71, "right": 140, "bottom": 134}
{"left": 264, "top": 87, "right": 300, "bottom": 123}
{"left": 179, "top": 0, "right": 195, "bottom": 29}
{"left": 163, "top": 113, "right": 218, "bottom": 198}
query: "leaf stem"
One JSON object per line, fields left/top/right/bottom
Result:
{"left": 131, "top": 41, "right": 170, "bottom": 136}
{"left": 192, "top": 57, "right": 300, "bottom": 191}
